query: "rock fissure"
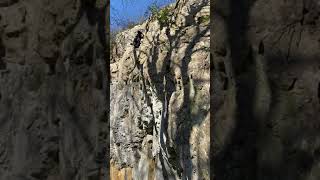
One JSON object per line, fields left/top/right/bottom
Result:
{"left": 111, "top": 0, "right": 210, "bottom": 179}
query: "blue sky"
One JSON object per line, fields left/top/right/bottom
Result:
{"left": 111, "top": 0, "right": 176, "bottom": 31}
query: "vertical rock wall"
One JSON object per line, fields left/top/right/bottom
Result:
{"left": 110, "top": 0, "right": 210, "bottom": 179}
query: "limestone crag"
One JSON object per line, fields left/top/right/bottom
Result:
{"left": 110, "top": 0, "right": 210, "bottom": 179}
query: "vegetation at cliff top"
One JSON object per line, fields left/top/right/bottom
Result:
{"left": 148, "top": 3, "right": 173, "bottom": 27}
{"left": 110, "top": 0, "right": 176, "bottom": 52}
{"left": 111, "top": 0, "right": 175, "bottom": 32}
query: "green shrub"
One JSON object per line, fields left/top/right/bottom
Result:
{"left": 157, "top": 7, "right": 171, "bottom": 26}
{"left": 198, "top": 15, "right": 210, "bottom": 24}
{"left": 148, "top": 3, "right": 159, "bottom": 17}
{"left": 148, "top": 3, "right": 173, "bottom": 27}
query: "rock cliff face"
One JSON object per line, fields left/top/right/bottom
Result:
{"left": 213, "top": 0, "right": 320, "bottom": 179}
{"left": 0, "top": 0, "right": 108, "bottom": 179}
{"left": 110, "top": 0, "right": 210, "bottom": 179}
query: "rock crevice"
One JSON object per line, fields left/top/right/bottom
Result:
{"left": 110, "top": 0, "right": 210, "bottom": 179}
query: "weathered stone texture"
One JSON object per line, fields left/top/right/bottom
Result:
{"left": 110, "top": 0, "right": 210, "bottom": 179}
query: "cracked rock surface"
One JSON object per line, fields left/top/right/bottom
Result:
{"left": 110, "top": 0, "right": 210, "bottom": 179}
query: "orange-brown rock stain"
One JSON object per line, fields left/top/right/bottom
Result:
{"left": 148, "top": 158, "right": 156, "bottom": 180}
{"left": 110, "top": 162, "right": 133, "bottom": 180}
{"left": 109, "top": 157, "right": 156, "bottom": 180}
